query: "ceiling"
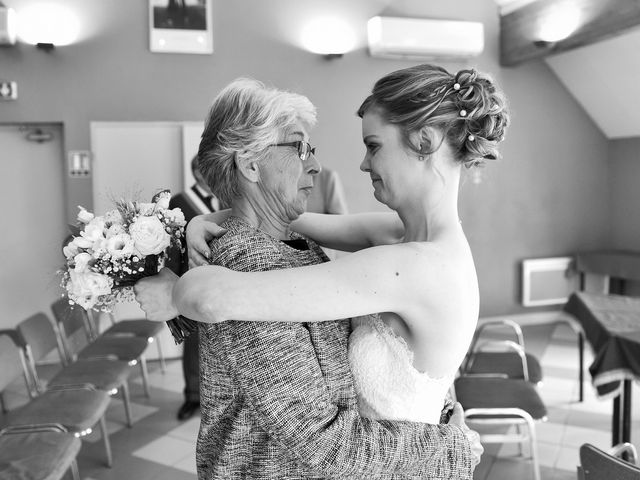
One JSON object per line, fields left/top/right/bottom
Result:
{"left": 495, "top": 0, "right": 640, "bottom": 139}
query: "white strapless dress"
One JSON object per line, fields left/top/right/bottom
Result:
{"left": 348, "top": 314, "right": 455, "bottom": 424}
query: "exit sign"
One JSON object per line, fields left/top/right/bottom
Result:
{"left": 0, "top": 81, "right": 17, "bottom": 100}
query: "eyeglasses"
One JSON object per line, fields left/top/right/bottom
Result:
{"left": 269, "top": 141, "right": 316, "bottom": 162}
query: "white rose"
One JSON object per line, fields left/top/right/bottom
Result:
{"left": 81, "top": 218, "right": 106, "bottom": 243}
{"left": 67, "top": 270, "right": 113, "bottom": 310}
{"left": 73, "top": 252, "right": 93, "bottom": 272}
{"left": 77, "top": 206, "right": 94, "bottom": 224}
{"left": 106, "top": 233, "right": 135, "bottom": 259}
{"left": 129, "top": 215, "right": 171, "bottom": 256}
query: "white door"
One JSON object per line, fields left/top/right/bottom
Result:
{"left": 0, "top": 124, "right": 67, "bottom": 329}
{"left": 91, "top": 122, "right": 186, "bottom": 358}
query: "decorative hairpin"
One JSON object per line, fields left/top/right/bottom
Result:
{"left": 459, "top": 109, "right": 467, "bottom": 117}
{"left": 468, "top": 134, "right": 475, "bottom": 141}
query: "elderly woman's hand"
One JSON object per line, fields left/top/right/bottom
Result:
{"left": 449, "top": 402, "right": 483, "bottom": 467}
{"left": 134, "top": 268, "right": 180, "bottom": 321}
{"left": 186, "top": 214, "right": 228, "bottom": 268}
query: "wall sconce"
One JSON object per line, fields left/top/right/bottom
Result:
{"left": 0, "top": 2, "right": 17, "bottom": 45}
{"left": 536, "top": 3, "right": 581, "bottom": 43}
{"left": 533, "top": 39, "right": 555, "bottom": 49}
{"left": 301, "top": 17, "right": 356, "bottom": 59}
{"left": 36, "top": 42, "right": 54, "bottom": 51}
{"left": 17, "top": 3, "right": 81, "bottom": 48}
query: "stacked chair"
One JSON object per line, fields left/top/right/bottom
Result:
{"left": 453, "top": 319, "right": 549, "bottom": 480}
{"left": 0, "top": 332, "right": 112, "bottom": 471}
{"left": 88, "top": 309, "right": 167, "bottom": 372}
{"left": 51, "top": 298, "right": 153, "bottom": 397}
{"left": 463, "top": 315, "right": 585, "bottom": 401}
{"left": 462, "top": 319, "right": 544, "bottom": 385}
{"left": 15, "top": 312, "right": 135, "bottom": 427}
{"left": 578, "top": 442, "right": 640, "bottom": 480}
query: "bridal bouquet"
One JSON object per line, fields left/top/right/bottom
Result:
{"left": 60, "top": 190, "right": 193, "bottom": 342}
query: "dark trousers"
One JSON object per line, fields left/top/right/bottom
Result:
{"left": 183, "top": 329, "right": 200, "bottom": 402}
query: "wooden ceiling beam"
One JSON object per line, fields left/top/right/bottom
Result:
{"left": 500, "top": 0, "right": 640, "bottom": 66}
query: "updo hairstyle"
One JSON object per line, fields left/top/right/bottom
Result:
{"left": 198, "top": 78, "right": 317, "bottom": 205}
{"left": 357, "top": 64, "right": 509, "bottom": 167}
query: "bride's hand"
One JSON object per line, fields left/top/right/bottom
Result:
{"left": 449, "top": 402, "right": 483, "bottom": 467}
{"left": 186, "top": 214, "right": 227, "bottom": 268}
{"left": 134, "top": 268, "right": 180, "bottom": 321}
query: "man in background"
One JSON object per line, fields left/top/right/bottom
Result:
{"left": 169, "top": 155, "right": 221, "bottom": 420}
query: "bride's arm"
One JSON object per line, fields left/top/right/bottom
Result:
{"left": 290, "top": 212, "right": 404, "bottom": 251}
{"left": 174, "top": 243, "right": 429, "bottom": 324}
{"left": 186, "top": 210, "right": 232, "bottom": 266}
{"left": 188, "top": 211, "right": 405, "bottom": 265}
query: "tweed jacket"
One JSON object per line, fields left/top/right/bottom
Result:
{"left": 196, "top": 216, "right": 473, "bottom": 480}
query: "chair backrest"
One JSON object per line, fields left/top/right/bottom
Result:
{"left": 580, "top": 443, "right": 640, "bottom": 480}
{"left": 0, "top": 334, "right": 31, "bottom": 395}
{"left": 17, "top": 313, "right": 64, "bottom": 364}
{"left": 51, "top": 298, "right": 91, "bottom": 339}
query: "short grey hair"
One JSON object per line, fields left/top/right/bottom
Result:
{"left": 197, "top": 78, "right": 317, "bottom": 206}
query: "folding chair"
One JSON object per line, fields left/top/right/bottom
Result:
{"left": 453, "top": 375, "right": 548, "bottom": 480}
{"left": 0, "top": 424, "right": 81, "bottom": 480}
{"left": 51, "top": 298, "right": 152, "bottom": 397}
{"left": 0, "top": 333, "right": 113, "bottom": 467}
{"left": 14, "top": 312, "right": 134, "bottom": 427}
{"left": 578, "top": 442, "right": 640, "bottom": 480}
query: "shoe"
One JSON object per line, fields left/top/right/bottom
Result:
{"left": 177, "top": 401, "right": 200, "bottom": 421}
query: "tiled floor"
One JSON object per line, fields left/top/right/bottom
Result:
{"left": 2, "top": 317, "right": 639, "bottom": 480}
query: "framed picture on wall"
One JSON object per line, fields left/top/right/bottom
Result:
{"left": 149, "top": 0, "right": 213, "bottom": 54}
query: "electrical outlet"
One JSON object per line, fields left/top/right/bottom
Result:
{"left": 0, "top": 81, "right": 17, "bottom": 100}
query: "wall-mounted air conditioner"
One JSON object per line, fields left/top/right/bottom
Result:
{"left": 367, "top": 16, "right": 484, "bottom": 60}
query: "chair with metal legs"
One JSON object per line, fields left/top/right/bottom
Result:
{"left": 51, "top": 298, "right": 153, "bottom": 397}
{"left": 462, "top": 319, "right": 543, "bottom": 385}
{"left": 0, "top": 333, "right": 114, "bottom": 467}
{"left": 452, "top": 374, "right": 548, "bottom": 480}
{"left": 88, "top": 310, "right": 167, "bottom": 372}
{"left": 14, "top": 312, "right": 135, "bottom": 428}
{"left": 0, "top": 424, "right": 82, "bottom": 480}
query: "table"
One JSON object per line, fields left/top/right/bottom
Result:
{"left": 563, "top": 291, "right": 640, "bottom": 445}
{"left": 576, "top": 250, "right": 640, "bottom": 293}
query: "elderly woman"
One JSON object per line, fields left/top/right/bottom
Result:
{"left": 136, "top": 77, "right": 474, "bottom": 479}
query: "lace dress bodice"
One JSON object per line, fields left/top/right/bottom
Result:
{"left": 348, "top": 314, "right": 455, "bottom": 424}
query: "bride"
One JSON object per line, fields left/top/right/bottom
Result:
{"left": 137, "top": 64, "right": 509, "bottom": 426}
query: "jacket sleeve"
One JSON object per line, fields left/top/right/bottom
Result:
{"left": 222, "top": 319, "right": 473, "bottom": 479}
